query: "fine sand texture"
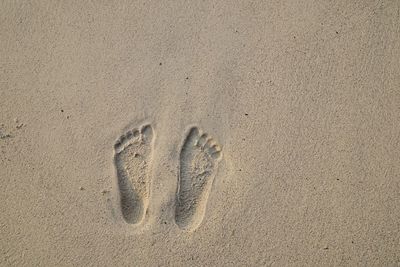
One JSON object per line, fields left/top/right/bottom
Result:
{"left": 1, "top": 1, "right": 400, "bottom": 266}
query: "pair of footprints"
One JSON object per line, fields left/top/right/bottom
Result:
{"left": 114, "top": 124, "right": 222, "bottom": 231}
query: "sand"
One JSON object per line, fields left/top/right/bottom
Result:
{"left": 1, "top": 1, "right": 399, "bottom": 266}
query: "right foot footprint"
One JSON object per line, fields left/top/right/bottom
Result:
{"left": 114, "top": 124, "right": 153, "bottom": 224}
{"left": 175, "top": 127, "right": 222, "bottom": 231}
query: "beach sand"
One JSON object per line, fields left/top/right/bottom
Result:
{"left": 1, "top": 1, "right": 399, "bottom": 266}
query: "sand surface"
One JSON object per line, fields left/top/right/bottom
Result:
{"left": 1, "top": 1, "right": 400, "bottom": 266}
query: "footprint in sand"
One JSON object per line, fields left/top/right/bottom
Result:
{"left": 114, "top": 124, "right": 153, "bottom": 224}
{"left": 175, "top": 127, "right": 222, "bottom": 231}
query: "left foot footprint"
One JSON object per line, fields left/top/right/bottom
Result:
{"left": 114, "top": 124, "right": 153, "bottom": 224}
